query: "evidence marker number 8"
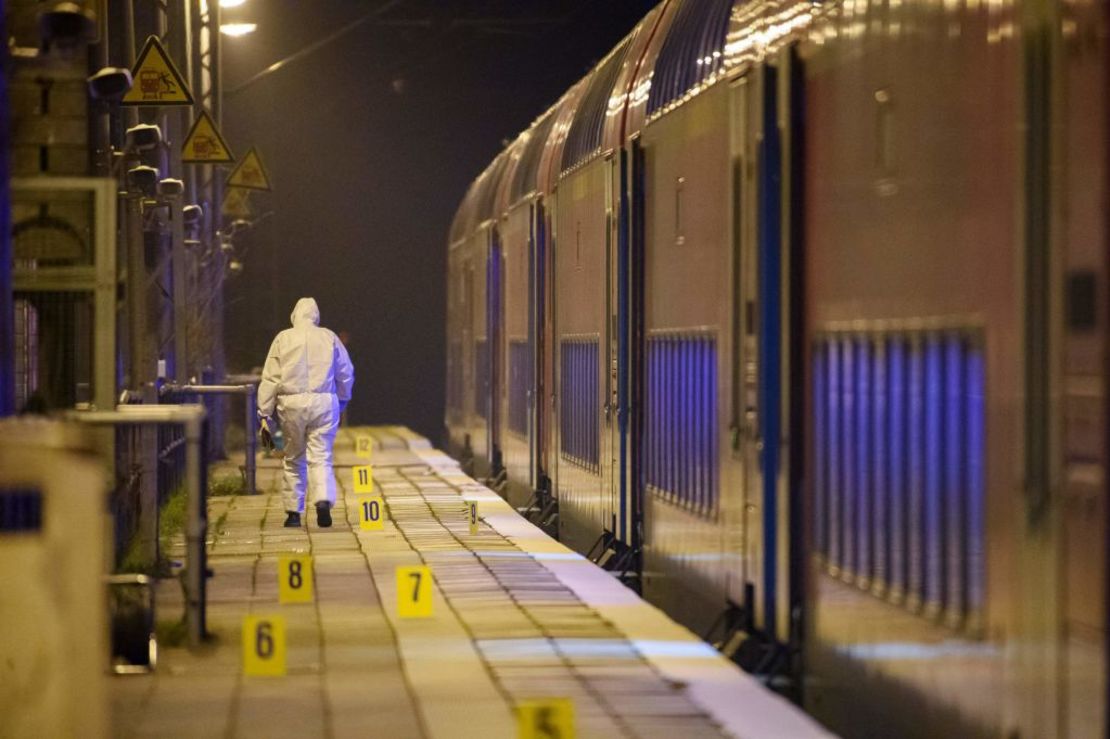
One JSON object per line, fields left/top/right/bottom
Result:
{"left": 278, "top": 554, "right": 313, "bottom": 603}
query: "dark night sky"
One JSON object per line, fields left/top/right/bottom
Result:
{"left": 222, "top": 1, "right": 655, "bottom": 443}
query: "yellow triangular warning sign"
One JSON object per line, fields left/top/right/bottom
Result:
{"left": 122, "top": 36, "right": 194, "bottom": 106}
{"left": 222, "top": 187, "right": 252, "bottom": 219}
{"left": 226, "top": 147, "right": 272, "bottom": 191}
{"left": 182, "top": 111, "right": 235, "bottom": 163}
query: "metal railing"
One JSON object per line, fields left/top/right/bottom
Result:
{"left": 161, "top": 382, "right": 258, "bottom": 495}
{"left": 69, "top": 404, "right": 208, "bottom": 647}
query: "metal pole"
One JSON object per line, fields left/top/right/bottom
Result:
{"left": 0, "top": 8, "right": 13, "bottom": 417}
{"left": 209, "top": 2, "right": 227, "bottom": 458}
{"left": 123, "top": 0, "right": 139, "bottom": 128}
{"left": 245, "top": 390, "right": 257, "bottom": 494}
{"left": 91, "top": 0, "right": 112, "bottom": 177}
{"left": 170, "top": 194, "right": 188, "bottom": 383}
{"left": 183, "top": 412, "right": 205, "bottom": 646}
{"left": 125, "top": 193, "right": 147, "bottom": 388}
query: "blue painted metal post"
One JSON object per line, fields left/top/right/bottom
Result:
{"left": 0, "top": 21, "right": 13, "bottom": 418}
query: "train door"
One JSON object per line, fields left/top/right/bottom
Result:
{"left": 547, "top": 192, "right": 560, "bottom": 505}
{"left": 605, "top": 154, "right": 621, "bottom": 541}
{"left": 487, "top": 227, "right": 504, "bottom": 474}
{"left": 1057, "top": 1, "right": 1108, "bottom": 733}
{"left": 623, "top": 141, "right": 644, "bottom": 550}
{"left": 732, "top": 51, "right": 805, "bottom": 644}
{"left": 529, "top": 200, "right": 545, "bottom": 490}
{"left": 730, "top": 74, "right": 758, "bottom": 613}
{"left": 463, "top": 258, "right": 475, "bottom": 449}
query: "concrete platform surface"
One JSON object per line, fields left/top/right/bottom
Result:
{"left": 112, "top": 426, "right": 831, "bottom": 739}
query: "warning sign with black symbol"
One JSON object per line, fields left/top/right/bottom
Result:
{"left": 182, "top": 111, "right": 235, "bottom": 163}
{"left": 226, "top": 147, "right": 272, "bottom": 191}
{"left": 122, "top": 36, "right": 194, "bottom": 106}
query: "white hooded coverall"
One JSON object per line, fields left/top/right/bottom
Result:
{"left": 257, "top": 298, "right": 355, "bottom": 513}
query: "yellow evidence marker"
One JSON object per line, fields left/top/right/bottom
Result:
{"left": 242, "top": 614, "right": 286, "bottom": 676}
{"left": 467, "top": 499, "right": 479, "bottom": 535}
{"left": 353, "top": 465, "right": 374, "bottom": 493}
{"left": 358, "top": 495, "right": 385, "bottom": 531}
{"left": 516, "top": 698, "right": 575, "bottom": 739}
{"left": 278, "top": 554, "right": 314, "bottom": 604}
{"left": 355, "top": 435, "right": 373, "bottom": 458}
{"left": 396, "top": 565, "right": 433, "bottom": 618}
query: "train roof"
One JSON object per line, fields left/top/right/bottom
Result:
{"left": 448, "top": 0, "right": 816, "bottom": 248}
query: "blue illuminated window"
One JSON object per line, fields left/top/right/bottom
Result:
{"left": 646, "top": 0, "right": 733, "bottom": 117}
{"left": 814, "top": 328, "right": 985, "bottom": 633}
{"left": 0, "top": 488, "right": 43, "bottom": 532}
{"left": 560, "top": 337, "right": 599, "bottom": 472}
{"left": 644, "top": 331, "right": 718, "bottom": 515}
{"left": 562, "top": 38, "right": 632, "bottom": 172}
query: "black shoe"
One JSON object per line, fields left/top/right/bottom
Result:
{"left": 283, "top": 511, "right": 301, "bottom": 528}
{"left": 316, "top": 502, "right": 332, "bottom": 528}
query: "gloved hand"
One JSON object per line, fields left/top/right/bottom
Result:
{"left": 259, "top": 416, "right": 275, "bottom": 452}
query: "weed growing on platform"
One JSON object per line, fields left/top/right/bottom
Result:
{"left": 209, "top": 474, "right": 245, "bottom": 496}
{"left": 156, "top": 617, "right": 188, "bottom": 648}
{"left": 116, "top": 483, "right": 186, "bottom": 576}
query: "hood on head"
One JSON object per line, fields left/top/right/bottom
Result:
{"left": 290, "top": 297, "right": 320, "bottom": 327}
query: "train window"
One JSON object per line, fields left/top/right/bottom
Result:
{"left": 871, "top": 337, "right": 888, "bottom": 596}
{"left": 647, "top": 0, "right": 733, "bottom": 117}
{"left": 1066, "top": 270, "right": 1097, "bottom": 331}
{"left": 511, "top": 112, "right": 557, "bottom": 204}
{"left": 559, "top": 337, "right": 600, "bottom": 472}
{"left": 814, "top": 327, "right": 985, "bottom": 634}
{"left": 842, "top": 335, "right": 856, "bottom": 578}
{"left": 561, "top": 38, "right": 632, "bottom": 173}
{"left": 0, "top": 488, "right": 43, "bottom": 533}
{"left": 855, "top": 337, "right": 873, "bottom": 589}
{"left": 644, "top": 331, "right": 718, "bottom": 515}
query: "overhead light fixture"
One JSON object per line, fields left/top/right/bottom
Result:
{"left": 220, "top": 22, "right": 257, "bottom": 37}
{"left": 219, "top": 0, "right": 248, "bottom": 7}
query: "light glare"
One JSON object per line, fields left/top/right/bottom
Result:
{"left": 220, "top": 0, "right": 247, "bottom": 7}
{"left": 220, "top": 22, "right": 257, "bottom": 37}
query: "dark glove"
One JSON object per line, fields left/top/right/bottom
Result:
{"left": 259, "top": 417, "right": 275, "bottom": 452}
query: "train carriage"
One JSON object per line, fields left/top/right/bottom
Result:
{"left": 445, "top": 0, "right": 1110, "bottom": 735}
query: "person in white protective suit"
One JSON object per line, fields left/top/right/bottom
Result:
{"left": 257, "top": 298, "right": 354, "bottom": 528}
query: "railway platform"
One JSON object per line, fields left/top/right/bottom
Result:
{"left": 111, "top": 427, "right": 830, "bottom": 739}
